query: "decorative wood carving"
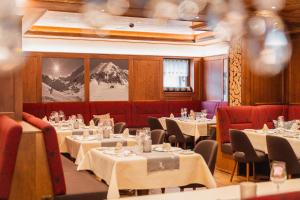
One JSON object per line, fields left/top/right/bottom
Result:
{"left": 229, "top": 38, "right": 242, "bottom": 106}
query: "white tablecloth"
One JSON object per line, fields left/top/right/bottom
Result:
{"left": 78, "top": 147, "right": 216, "bottom": 199}
{"left": 159, "top": 117, "right": 216, "bottom": 141}
{"left": 66, "top": 135, "right": 137, "bottom": 164}
{"left": 244, "top": 129, "right": 300, "bottom": 157}
{"left": 56, "top": 127, "right": 96, "bottom": 153}
{"left": 116, "top": 178, "right": 300, "bottom": 200}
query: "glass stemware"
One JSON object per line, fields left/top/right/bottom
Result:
{"left": 270, "top": 161, "right": 287, "bottom": 192}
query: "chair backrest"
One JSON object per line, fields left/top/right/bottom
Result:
{"left": 266, "top": 135, "right": 300, "bottom": 175}
{"left": 23, "top": 113, "right": 66, "bottom": 196}
{"left": 114, "top": 122, "right": 126, "bottom": 134}
{"left": 208, "top": 125, "right": 217, "bottom": 140}
{"left": 148, "top": 117, "right": 164, "bottom": 131}
{"left": 229, "top": 129, "right": 259, "bottom": 161}
{"left": 165, "top": 119, "right": 185, "bottom": 143}
{"left": 151, "top": 129, "right": 165, "bottom": 144}
{"left": 0, "top": 115, "right": 22, "bottom": 200}
{"left": 194, "top": 140, "right": 218, "bottom": 174}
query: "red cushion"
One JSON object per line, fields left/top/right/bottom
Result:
{"left": 167, "top": 101, "right": 201, "bottom": 117}
{"left": 217, "top": 106, "right": 255, "bottom": 144}
{"left": 23, "top": 103, "right": 46, "bottom": 119}
{"left": 90, "top": 101, "right": 131, "bottom": 126}
{"left": 288, "top": 105, "right": 300, "bottom": 120}
{"left": 131, "top": 101, "right": 168, "bottom": 127}
{"left": 249, "top": 191, "right": 300, "bottom": 200}
{"left": 254, "top": 105, "right": 288, "bottom": 129}
{"left": 0, "top": 115, "right": 22, "bottom": 200}
{"left": 24, "top": 116, "right": 66, "bottom": 196}
{"left": 45, "top": 102, "right": 91, "bottom": 124}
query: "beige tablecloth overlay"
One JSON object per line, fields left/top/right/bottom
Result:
{"left": 78, "top": 149, "right": 216, "bottom": 199}
{"left": 244, "top": 130, "right": 300, "bottom": 157}
{"left": 159, "top": 117, "right": 216, "bottom": 141}
{"left": 66, "top": 135, "right": 137, "bottom": 164}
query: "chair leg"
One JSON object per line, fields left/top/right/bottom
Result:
{"left": 230, "top": 160, "right": 238, "bottom": 182}
{"left": 161, "top": 188, "right": 165, "bottom": 193}
{"left": 253, "top": 162, "right": 256, "bottom": 180}
{"left": 246, "top": 162, "right": 250, "bottom": 182}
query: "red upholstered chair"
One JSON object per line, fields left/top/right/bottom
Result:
{"left": 23, "top": 103, "right": 46, "bottom": 118}
{"left": 24, "top": 114, "right": 66, "bottom": 196}
{"left": 0, "top": 115, "right": 22, "bottom": 200}
{"left": 45, "top": 102, "right": 91, "bottom": 124}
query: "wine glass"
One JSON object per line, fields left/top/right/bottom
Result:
{"left": 270, "top": 161, "right": 287, "bottom": 192}
{"left": 58, "top": 110, "right": 65, "bottom": 121}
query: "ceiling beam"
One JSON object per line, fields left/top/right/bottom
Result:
{"left": 26, "top": 25, "right": 200, "bottom": 43}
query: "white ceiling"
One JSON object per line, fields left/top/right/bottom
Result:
{"left": 32, "top": 10, "right": 205, "bottom": 35}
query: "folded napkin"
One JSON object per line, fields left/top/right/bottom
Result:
{"left": 123, "top": 128, "right": 129, "bottom": 136}
{"left": 291, "top": 122, "right": 299, "bottom": 130}
{"left": 170, "top": 113, "right": 175, "bottom": 118}
{"left": 89, "top": 119, "right": 95, "bottom": 127}
{"left": 262, "top": 124, "right": 269, "bottom": 131}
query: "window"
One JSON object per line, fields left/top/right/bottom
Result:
{"left": 163, "top": 59, "right": 192, "bottom": 92}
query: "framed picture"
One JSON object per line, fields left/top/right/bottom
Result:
{"left": 89, "top": 58, "right": 129, "bottom": 101}
{"left": 42, "top": 57, "right": 84, "bottom": 102}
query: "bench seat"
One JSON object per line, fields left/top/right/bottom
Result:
{"left": 54, "top": 156, "right": 108, "bottom": 200}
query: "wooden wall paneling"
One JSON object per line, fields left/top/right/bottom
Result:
{"left": 251, "top": 72, "right": 285, "bottom": 105}
{"left": 203, "top": 56, "right": 225, "bottom": 101}
{"left": 241, "top": 39, "right": 285, "bottom": 105}
{"left": 23, "top": 56, "right": 39, "bottom": 103}
{"left": 192, "top": 58, "right": 202, "bottom": 100}
{"left": 288, "top": 33, "right": 300, "bottom": 104}
{"left": 131, "top": 58, "right": 162, "bottom": 101}
{"left": 22, "top": 52, "right": 204, "bottom": 102}
{"left": 0, "top": 69, "right": 23, "bottom": 120}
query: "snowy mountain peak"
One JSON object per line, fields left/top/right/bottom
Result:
{"left": 90, "top": 62, "right": 128, "bottom": 85}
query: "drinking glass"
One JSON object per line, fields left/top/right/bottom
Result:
{"left": 184, "top": 108, "right": 187, "bottom": 118}
{"left": 270, "top": 161, "right": 287, "bottom": 192}
{"left": 180, "top": 108, "right": 184, "bottom": 118}
{"left": 59, "top": 110, "right": 65, "bottom": 121}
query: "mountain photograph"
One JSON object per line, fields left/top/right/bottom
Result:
{"left": 89, "top": 59, "right": 129, "bottom": 101}
{"left": 42, "top": 58, "right": 84, "bottom": 102}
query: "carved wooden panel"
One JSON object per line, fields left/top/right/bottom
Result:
{"left": 229, "top": 39, "right": 242, "bottom": 106}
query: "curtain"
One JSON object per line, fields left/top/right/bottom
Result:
{"left": 163, "top": 59, "right": 189, "bottom": 88}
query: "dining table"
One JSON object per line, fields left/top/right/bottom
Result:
{"left": 159, "top": 117, "right": 216, "bottom": 141}
{"left": 54, "top": 126, "right": 98, "bottom": 153}
{"left": 65, "top": 134, "right": 137, "bottom": 164}
{"left": 243, "top": 129, "right": 300, "bottom": 157}
{"left": 114, "top": 178, "right": 300, "bottom": 200}
{"left": 78, "top": 145, "right": 217, "bottom": 199}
